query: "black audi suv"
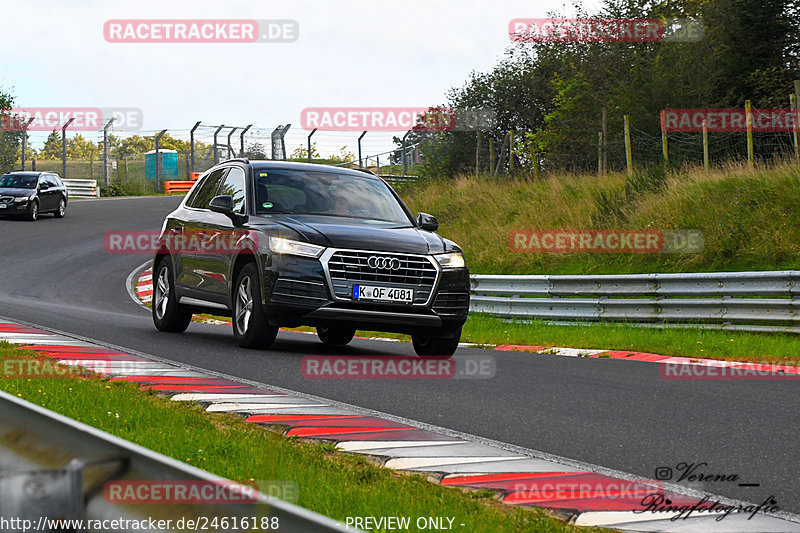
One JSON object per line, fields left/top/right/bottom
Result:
{"left": 0, "top": 171, "right": 68, "bottom": 221}
{"left": 151, "top": 160, "right": 470, "bottom": 357}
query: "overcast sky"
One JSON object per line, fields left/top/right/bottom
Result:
{"left": 3, "top": 0, "right": 603, "bottom": 157}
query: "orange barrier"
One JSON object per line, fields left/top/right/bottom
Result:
{"left": 190, "top": 172, "right": 201, "bottom": 181}
{"left": 164, "top": 181, "right": 195, "bottom": 195}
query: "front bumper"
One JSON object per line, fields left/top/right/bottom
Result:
{"left": 261, "top": 252, "right": 470, "bottom": 332}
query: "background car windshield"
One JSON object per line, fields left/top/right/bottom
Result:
{"left": 0, "top": 175, "right": 37, "bottom": 189}
{"left": 254, "top": 170, "right": 411, "bottom": 225}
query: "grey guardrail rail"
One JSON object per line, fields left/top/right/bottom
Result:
{"left": 0, "top": 391, "right": 359, "bottom": 533}
{"left": 469, "top": 271, "right": 800, "bottom": 333}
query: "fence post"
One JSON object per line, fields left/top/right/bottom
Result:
{"left": 530, "top": 139, "right": 540, "bottom": 181}
{"left": 20, "top": 118, "right": 34, "bottom": 171}
{"left": 226, "top": 127, "right": 238, "bottom": 160}
{"left": 213, "top": 124, "right": 225, "bottom": 165}
{"left": 745, "top": 100, "right": 754, "bottom": 169}
{"left": 103, "top": 117, "right": 116, "bottom": 186}
{"left": 489, "top": 137, "right": 496, "bottom": 175}
{"left": 597, "top": 131, "right": 602, "bottom": 176}
{"left": 702, "top": 119, "right": 710, "bottom": 171}
{"left": 791, "top": 93, "right": 799, "bottom": 162}
{"left": 357, "top": 131, "right": 367, "bottom": 168}
{"left": 508, "top": 130, "right": 514, "bottom": 173}
{"left": 623, "top": 114, "right": 633, "bottom": 176}
{"left": 239, "top": 124, "right": 252, "bottom": 157}
{"left": 61, "top": 118, "right": 75, "bottom": 179}
{"left": 475, "top": 132, "right": 481, "bottom": 177}
{"left": 402, "top": 131, "right": 410, "bottom": 175}
{"left": 155, "top": 129, "right": 167, "bottom": 193}
{"left": 660, "top": 110, "right": 668, "bottom": 165}
{"left": 190, "top": 121, "right": 201, "bottom": 172}
{"left": 306, "top": 128, "right": 317, "bottom": 163}
{"left": 601, "top": 106, "right": 608, "bottom": 175}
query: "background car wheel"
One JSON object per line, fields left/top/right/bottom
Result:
{"left": 316, "top": 326, "right": 356, "bottom": 345}
{"left": 411, "top": 327, "right": 462, "bottom": 358}
{"left": 53, "top": 197, "right": 66, "bottom": 218}
{"left": 26, "top": 200, "right": 38, "bottom": 221}
{"left": 152, "top": 257, "right": 192, "bottom": 333}
{"left": 233, "top": 263, "right": 278, "bottom": 349}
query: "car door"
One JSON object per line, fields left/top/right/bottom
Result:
{"left": 38, "top": 175, "right": 58, "bottom": 211}
{"left": 175, "top": 168, "right": 227, "bottom": 298}
{"left": 195, "top": 165, "right": 249, "bottom": 304}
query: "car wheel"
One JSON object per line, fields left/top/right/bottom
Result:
{"left": 26, "top": 200, "right": 39, "bottom": 222}
{"left": 233, "top": 263, "right": 279, "bottom": 349}
{"left": 53, "top": 197, "right": 66, "bottom": 218}
{"left": 316, "top": 326, "right": 356, "bottom": 345}
{"left": 152, "top": 256, "right": 192, "bottom": 333}
{"left": 412, "top": 327, "right": 462, "bottom": 358}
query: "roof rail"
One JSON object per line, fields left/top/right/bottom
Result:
{"left": 221, "top": 158, "right": 250, "bottom": 165}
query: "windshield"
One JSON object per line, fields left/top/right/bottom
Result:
{"left": 254, "top": 169, "right": 412, "bottom": 225}
{"left": 0, "top": 175, "right": 37, "bottom": 189}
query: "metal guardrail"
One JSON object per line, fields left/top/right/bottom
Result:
{"left": 0, "top": 391, "right": 358, "bottom": 532}
{"left": 470, "top": 271, "right": 800, "bottom": 332}
{"left": 62, "top": 178, "right": 100, "bottom": 198}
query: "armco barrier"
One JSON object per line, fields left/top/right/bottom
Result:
{"left": 470, "top": 271, "right": 800, "bottom": 332}
{"left": 0, "top": 391, "right": 357, "bottom": 532}
{"left": 164, "top": 181, "right": 195, "bottom": 194}
{"left": 62, "top": 178, "right": 100, "bottom": 198}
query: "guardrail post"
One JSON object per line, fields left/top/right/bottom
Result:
{"left": 240, "top": 124, "right": 252, "bottom": 157}
{"left": 61, "top": 118, "right": 75, "bottom": 179}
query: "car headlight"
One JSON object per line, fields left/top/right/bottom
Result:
{"left": 13, "top": 196, "right": 31, "bottom": 203}
{"left": 434, "top": 252, "right": 466, "bottom": 269}
{"left": 269, "top": 236, "right": 325, "bottom": 258}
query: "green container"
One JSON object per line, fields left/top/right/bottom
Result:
{"left": 145, "top": 150, "right": 178, "bottom": 181}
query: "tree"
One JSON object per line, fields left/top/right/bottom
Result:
{"left": 67, "top": 134, "right": 100, "bottom": 160}
{"left": 290, "top": 142, "right": 319, "bottom": 161}
{"left": 39, "top": 130, "right": 62, "bottom": 160}
{"left": 0, "top": 90, "right": 23, "bottom": 173}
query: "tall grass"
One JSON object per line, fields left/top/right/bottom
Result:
{"left": 400, "top": 161, "right": 800, "bottom": 274}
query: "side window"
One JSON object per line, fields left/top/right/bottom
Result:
{"left": 217, "top": 166, "right": 247, "bottom": 214}
{"left": 186, "top": 169, "right": 227, "bottom": 209}
{"left": 44, "top": 175, "right": 58, "bottom": 187}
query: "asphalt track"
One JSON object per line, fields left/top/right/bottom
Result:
{"left": 1, "top": 196, "right": 799, "bottom": 513}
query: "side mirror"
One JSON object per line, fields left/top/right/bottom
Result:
{"left": 209, "top": 195, "right": 234, "bottom": 214}
{"left": 416, "top": 212, "right": 438, "bottom": 232}
{"left": 38, "top": 182, "right": 49, "bottom": 190}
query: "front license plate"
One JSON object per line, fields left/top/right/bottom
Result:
{"left": 353, "top": 285, "right": 413, "bottom": 303}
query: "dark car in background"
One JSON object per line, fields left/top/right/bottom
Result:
{"left": 0, "top": 171, "right": 68, "bottom": 221}
{"left": 151, "top": 160, "right": 470, "bottom": 357}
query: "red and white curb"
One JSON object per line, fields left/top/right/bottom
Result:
{"left": 133, "top": 265, "right": 800, "bottom": 375}
{"left": 2, "top": 319, "right": 799, "bottom": 532}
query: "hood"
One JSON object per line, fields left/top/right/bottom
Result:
{"left": 0, "top": 188, "right": 36, "bottom": 198}
{"left": 254, "top": 214, "right": 448, "bottom": 255}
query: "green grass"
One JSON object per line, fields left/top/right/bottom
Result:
{"left": 0, "top": 343, "right": 599, "bottom": 533}
{"left": 399, "top": 161, "right": 800, "bottom": 275}
{"left": 462, "top": 315, "right": 800, "bottom": 364}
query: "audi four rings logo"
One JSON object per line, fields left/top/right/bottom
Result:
{"left": 367, "top": 256, "right": 401, "bottom": 270}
